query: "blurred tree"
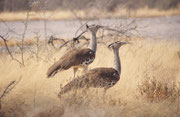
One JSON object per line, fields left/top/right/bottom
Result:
{"left": 0, "top": 0, "right": 5, "bottom": 11}
{"left": 2, "top": 0, "right": 30, "bottom": 12}
{"left": 146, "top": 0, "right": 180, "bottom": 10}
{"left": 0, "top": 0, "right": 179, "bottom": 12}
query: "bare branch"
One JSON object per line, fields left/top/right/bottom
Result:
{"left": 74, "top": 20, "right": 90, "bottom": 37}
{"left": 0, "top": 76, "right": 22, "bottom": 100}
{"left": 0, "top": 76, "right": 22, "bottom": 112}
{"left": 74, "top": 30, "right": 88, "bottom": 41}
{"left": 0, "top": 19, "right": 22, "bottom": 36}
{"left": 47, "top": 36, "right": 66, "bottom": 48}
{"left": 73, "top": 21, "right": 138, "bottom": 45}
{"left": 28, "top": 32, "right": 41, "bottom": 62}
{"left": 0, "top": 35, "right": 23, "bottom": 65}
{"left": 59, "top": 40, "right": 73, "bottom": 49}
{"left": 20, "top": 11, "right": 30, "bottom": 66}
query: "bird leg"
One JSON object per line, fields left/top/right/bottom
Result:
{"left": 82, "top": 87, "right": 88, "bottom": 99}
{"left": 83, "top": 66, "right": 88, "bottom": 72}
{"left": 72, "top": 67, "right": 78, "bottom": 80}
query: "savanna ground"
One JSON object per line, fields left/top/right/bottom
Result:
{"left": 0, "top": 0, "right": 180, "bottom": 116}
{"left": 0, "top": 36, "right": 180, "bottom": 117}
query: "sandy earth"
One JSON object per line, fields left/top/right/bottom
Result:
{"left": 0, "top": 16, "right": 180, "bottom": 117}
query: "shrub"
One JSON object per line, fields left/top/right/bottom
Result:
{"left": 138, "top": 76, "right": 180, "bottom": 102}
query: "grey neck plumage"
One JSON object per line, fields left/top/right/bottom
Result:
{"left": 88, "top": 32, "right": 97, "bottom": 52}
{"left": 113, "top": 49, "right": 121, "bottom": 75}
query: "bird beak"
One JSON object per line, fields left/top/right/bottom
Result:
{"left": 97, "top": 25, "right": 104, "bottom": 30}
{"left": 86, "top": 24, "right": 89, "bottom": 29}
{"left": 108, "top": 43, "right": 114, "bottom": 49}
{"left": 108, "top": 41, "right": 132, "bottom": 49}
{"left": 119, "top": 41, "right": 133, "bottom": 46}
{"left": 121, "top": 41, "right": 131, "bottom": 45}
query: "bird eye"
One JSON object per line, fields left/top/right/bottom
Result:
{"left": 89, "top": 51, "right": 93, "bottom": 54}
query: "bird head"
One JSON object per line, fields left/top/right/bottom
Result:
{"left": 108, "top": 41, "right": 130, "bottom": 50}
{"left": 86, "top": 24, "right": 103, "bottom": 34}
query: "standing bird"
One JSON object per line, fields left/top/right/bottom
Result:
{"left": 46, "top": 25, "right": 102, "bottom": 79}
{"left": 58, "top": 41, "right": 129, "bottom": 97}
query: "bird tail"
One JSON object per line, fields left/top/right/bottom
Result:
{"left": 58, "top": 78, "right": 82, "bottom": 98}
{"left": 46, "top": 61, "right": 62, "bottom": 78}
{"left": 58, "top": 82, "right": 74, "bottom": 98}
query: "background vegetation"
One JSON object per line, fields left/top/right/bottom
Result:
{"left": 0, "top": 0, "right": 180, "bottom": 12}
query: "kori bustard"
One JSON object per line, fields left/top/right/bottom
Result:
{"left": 58, "top": 41, "right": 129, "bottom": 97}
{"left": 46, "top": 25, "right": 102, "bottom": 79}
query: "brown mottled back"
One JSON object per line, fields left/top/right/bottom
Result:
{"left": 58, "top": 68, "right": 120, "bottom": 98}
{"left": 46, "top": 48, "right": 95, "bottom": 78}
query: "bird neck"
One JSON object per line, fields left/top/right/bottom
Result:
{"left": 113, "top": 49, "right": 121, "bottom": 75}
{"left": 88, "top": 32, "right": 97, "bottom": 53}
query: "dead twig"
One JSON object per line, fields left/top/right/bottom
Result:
{"left": 0, "top": 35, "right": 23, "bottom": 65}
{"left": 74, "top": 20, "right": 90, "bottom": 38}
{"left": 74, "top": 21, "right": 138, "bottom": 44}
{"left": 0, "top": 19, "right": 22, "bottom": 36}
{"left": 47, "top": 36, "right": 67, "bottom": 49}
{"left": 0, "top": 81, "right": 15, "bottom": 100}
{"left": 0, "top": 76, "right": 22, "bottom": 111}
{"left": 20, "top": 11, "right": 30, "bottom": 66}
{"left": 48, "top": 36, "right": 65, "bottom": 46}
{"left": 35, "top": 32, "right": 40, "bottom": 62}
{"left": 74, "top": 30, "right": 88, "bottom": 41}
{"left": 0, "top": 76, "right": 21, "bottom": 100}
{"left": 59, "top": 40, "right": 73, "bottom": 49}
{"left": 49, "top": 20, "right": 138, "bottom": 50}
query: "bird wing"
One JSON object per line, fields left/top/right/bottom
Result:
{"left": 58, "top": 67, "right": 120, "bottom": 97}
{"left": 59, "top": 48, "right": 95, "bottom": 68}
{"left": 46, "top": 48, "right": 95, "bottom": 78}
{"left": 87, "top": 68, "right": 120, "bottom": 87}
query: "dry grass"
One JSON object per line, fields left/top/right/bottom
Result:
{"left": 138, "top": 77, "right": 179, "bottom": 102}
{"left": 0, "top": 38, "right": 180, "bottom": 117}
{"left": 0, "top": 38, "right": 40, "bottom": 47}
{"left": 126, "top": 8, "right": 180, "bottom": 17}
{"left": 0, "top": 36, "right": 143, "bottom": 47}
{"left": 0, "top": 8, "right": 180, "bottom": 21}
